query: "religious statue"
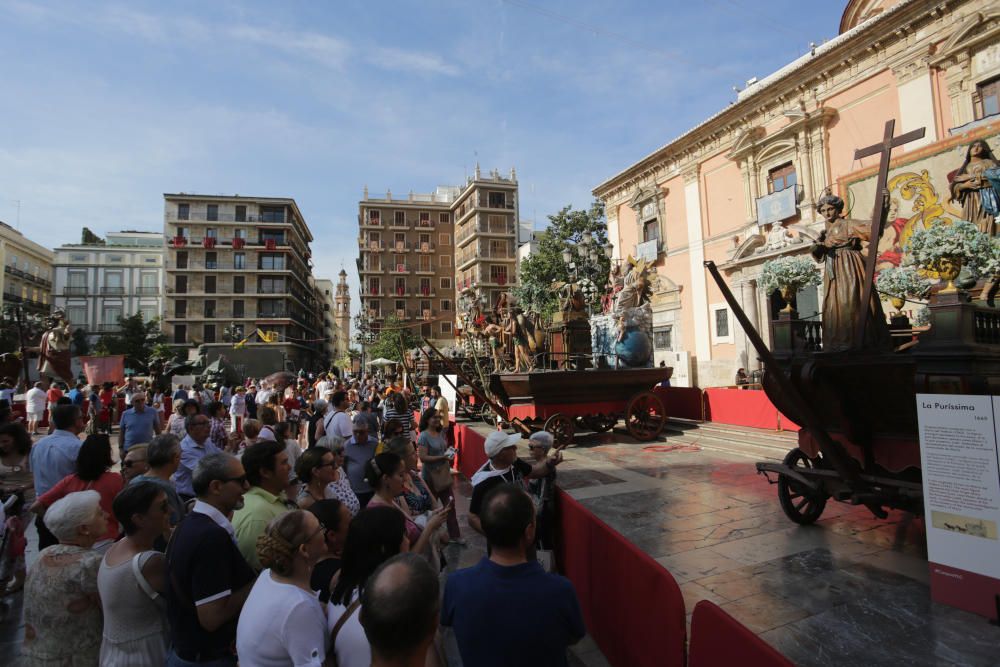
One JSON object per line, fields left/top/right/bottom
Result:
{"left": 36, "top": 311, "right": 73, "bottom": 382}
{"left": 810, "top": 189, "right": 891, "bottom": 352}
{"left": 551, "top": 280, "right": 587, "bottom": 323}
{"left": 612, "top": 257, "right": 653, "bottom": 336}
{"left": 601, "top": 263, "right": 624, "bottom": 314}
{"left": 949, "top": 139, "right": 1000, "bottom": 236}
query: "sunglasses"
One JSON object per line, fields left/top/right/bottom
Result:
{"left": 220, "top": 475, "right": 248, "bottom": 486}
{"left": 123, "top": 460, "right": 146, "bottom": 468}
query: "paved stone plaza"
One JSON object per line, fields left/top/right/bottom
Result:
{"left": 540, "top": 419, "right": 1000, "bottom": 667}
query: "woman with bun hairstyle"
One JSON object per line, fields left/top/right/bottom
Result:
{"left": 236, "top": 510, "right": 329, "bottom": 666}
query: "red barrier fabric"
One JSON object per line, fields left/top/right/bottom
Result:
{"left": 507, "top": 401, "right": 627, "bottom": 422}
{"left": 689, "top": 600, "right": 794, "bottom": 667}
{"left": 78, "top": 355, "right": 126, "bottom": 385}
{"left": 453, "top": 424, "right": 488, "bottom": 479}
{"left": 703, "top": 388, "right": 800, "bottom": 431}
{"left": 653, "top": 386, "right": 704, "bottom": 421}
{"left": 556, "top": 490, "right": 686, "bottom": 667}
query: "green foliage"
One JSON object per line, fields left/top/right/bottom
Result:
{"left": 70, "top": 328, "right": 90, "bottom": 356}
{"left": 366, "top": 315, "right": 419, "bottom": 362}
{"left": 760, "top": 256, "right": 822, "bottom": 293}
{"left": 92, "top": 314, "right": 167, "bottom": 372}
{"left": 512, "top": 201, "right": 610, "bottom": 318}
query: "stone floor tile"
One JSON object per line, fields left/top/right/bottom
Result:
{"left": 719, "top": 591, "right": 812, "bottom": 634}
{"left": 654, "top": 547, "right": 748, "bottom": 583}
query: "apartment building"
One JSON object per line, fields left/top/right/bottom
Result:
{"left": 0, "top": 221, "right": 54, "bottom": 316}
{"left": 357, "top": 167, "right": 519, "bottom": 348}
{"left": 314, "top": 277, "right": 338, "bottom": 364}
{"left": 163, "top": 194, "right": 323, "bottom": 369}
{"left": 53, "top": 230, "right": 165, "bottom": 342}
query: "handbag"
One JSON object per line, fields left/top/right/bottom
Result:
{"left": 426, "top": 464, "right": 453, "bottom": 493}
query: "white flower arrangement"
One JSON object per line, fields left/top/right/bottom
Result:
{"left": 760, "top": 255, "right": 821, "bottom": 293}
{"left": 875, "top": 266, "right": 933, "bottom": 300}
{"left": 913, "top": 306, "right": 931, "bottom": 327}
{"left": 977, "top": 238, "right": 1000, "bottom": 278}
{"left": 903, "top": 219, "right": 992, "bottom": 277}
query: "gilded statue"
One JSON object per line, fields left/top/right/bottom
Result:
{"left": 810, "top": 190, "right": 891, "bottom": 352}
{"left": 36, "top": 311, "right": 73, "bottom": 382}
{"left": 949, "top": 139, "right": 1000, "bottom": 236}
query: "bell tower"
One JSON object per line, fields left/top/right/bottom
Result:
{"left": 334, "top": 268, "right": 351, "bottom": 358}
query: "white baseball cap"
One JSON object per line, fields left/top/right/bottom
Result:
{"left": 484, "top": 431, "right": 522, "bottom": 458}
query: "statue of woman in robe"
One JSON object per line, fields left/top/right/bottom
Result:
{"left": 810, "top": 191, "right": 891, "bottom": 352}
{"left": 949, "top": 139, "right": 1000, "bottom": 236}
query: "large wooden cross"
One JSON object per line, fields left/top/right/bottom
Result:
{"left": 853, "top": 119, "right": 925, "bottom": 347}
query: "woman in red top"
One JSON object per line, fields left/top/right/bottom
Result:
{"left": 31, "top": 434, "right": 123, "bottom": 550}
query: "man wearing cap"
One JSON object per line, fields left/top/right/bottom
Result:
{"left": 467, "top": 430, "right": 564, "bottom": 536}
{"left": 342, "top": 413, "right": 379, "bottom": 508}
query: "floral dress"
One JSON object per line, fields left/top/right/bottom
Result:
{"left": 23, "top": 544, "right": 103, "bottom": 665}
{"left": 325, "top": 471, "right": 361, "bottom": 516}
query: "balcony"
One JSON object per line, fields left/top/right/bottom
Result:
{"left": 360, "top": 288, "right": 383, "bottom": 297}
{"left": 135, "top": 286, "right": 160, "bottom": 295}
{"left": 360, "top": 241, "right": 386, "bottom": 253}
{"left": 389, "top": 264, "right": 411, "bottom": 275}
{"left": 2, "top": 293, "right": 22, "bottom": 303}
{"left": 101, "top": 287, "right": 125, "bottom": 296}
{"left": 4, "top": 266, "right": 24, "bottom": 278}
{"left": 359, "top": 263, "right": 384, "bottom": 274}
{"left": 478, "top": 194, "right": 516, "bottom": 210}
{"left": 169, "top": 211, "right": 288, "bottom": 224}
{"left": 416, "top": 288, "right": 436, "bottom": 298}
{"left": 389, "top": 241, "right": 411, "bottom": 253}
{"left": 390, "top": 287, "right": 411, "bottom": 297}
{"left": 388, "top": 218, "right": 410, "bottom": 230}
{"left": 455, "top": 220, "right": 516, "bottom": 246}
{"left": 360, "top": 217, "right": 382, "bottom": 229}
{"left": 413, "top": 241, "right": 436, "bottom": 253}
{"left": 457, "top": 245, "right": 515, "bottom": 270}
{"left": 414, "top": 263, "right": 435, "bottom": 275}
{"left": 63, "top": 286, "right": 88, "bottom": 296}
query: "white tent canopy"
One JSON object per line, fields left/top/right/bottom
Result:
{"left": 367, "top": 358, "right": 398, "bottom": 367}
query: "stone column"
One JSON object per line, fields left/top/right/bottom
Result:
{"left": 740, "top": 277, "right": 761, "bottom": 371}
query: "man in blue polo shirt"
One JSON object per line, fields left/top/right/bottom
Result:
{"left": 442, "top": 484, "right": 585, "bottom": 667}
{"left": 118, "top": 391, "right": 162, "bottom": 458}
{"left": 166, "top": 453, "right": 254, "bottom": 666}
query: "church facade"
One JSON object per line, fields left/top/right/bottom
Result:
{"left": 593, "top": 0, "right": 1000, "bottom": 387}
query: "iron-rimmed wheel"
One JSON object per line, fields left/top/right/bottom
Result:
{"left": 543, "top": 413, "right": 574, "bottom": 448}
{"left": 625, "top": 391, "right": 666, "bottom": 441}
{"left": 777, "top": 448, "right": 828, "bottom": 525}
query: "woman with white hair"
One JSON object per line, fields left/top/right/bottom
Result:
{"left": 22, "top": 490, "right": 107, "bottom": 665}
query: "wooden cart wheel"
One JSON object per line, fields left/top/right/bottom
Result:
{"left": 625, "top": 391, "right": 666, "bottom": 441}
{"left": 543, "top": 413, "right": 574, "bottom": 448}
{"left": 777, "top": 448, "right": 828, "bottom": 525}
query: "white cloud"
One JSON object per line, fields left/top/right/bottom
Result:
{"left": 365, "top": 46, "right": 460, "bottom": 77}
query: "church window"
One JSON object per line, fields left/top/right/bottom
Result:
{"left": 767, "top": 163, "right": 797, "bottom": 193}
{"left": 974, "top": 76, "right": 1000, "bottom": 120}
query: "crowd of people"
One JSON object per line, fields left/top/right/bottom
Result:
{"left": 0, "top": 370, "right": 584, "bottom": 666}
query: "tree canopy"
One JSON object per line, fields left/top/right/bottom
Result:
{"left": 513, "top": 200, "right": 610, "bottom": 319}
{"left": 366, "top": 314, "right": 420, "bottom": 362}
{"left": 93, "top": 313, "right": 167, "bottom": 372}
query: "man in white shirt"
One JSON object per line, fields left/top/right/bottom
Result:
{"left": 25, "top": 382, "right": 47, "bottom": 436}
{"left": 314, "top": 374, "right": 331, "bottom": 402}
{"left": 319, "top": 391, "right": 354, "bottom": 441}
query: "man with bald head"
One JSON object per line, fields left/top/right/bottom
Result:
{"left": 360, "top": 553, "right": 440, "bottom": 667}
{"left": 118, "top": 390, "right": 162, "bottom": 459}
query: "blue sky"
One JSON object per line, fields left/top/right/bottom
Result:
{"left": 0, "top": 0, "right": 844, "bottom": 306}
